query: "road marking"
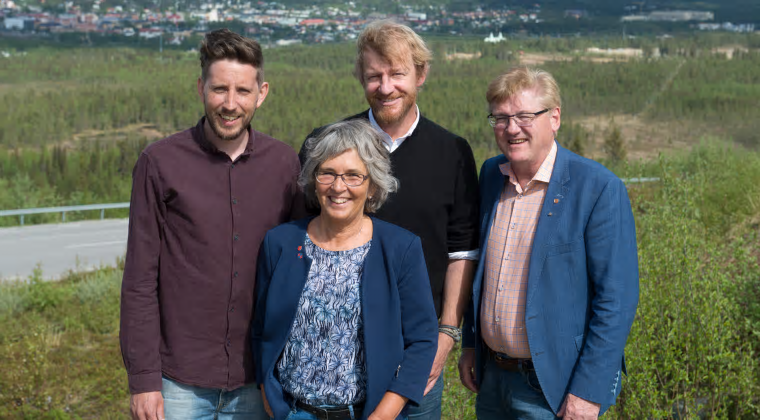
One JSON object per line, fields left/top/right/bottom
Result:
{"left": 66, "top": 240, "right": 127, "bottom": 249}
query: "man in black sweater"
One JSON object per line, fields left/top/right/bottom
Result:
{"left": 301, "top": 20, "right": 479, "bottom": 419}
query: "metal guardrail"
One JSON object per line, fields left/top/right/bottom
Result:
{"left": 0, "top": 177, "right": 659, "bottom": 227}
{"left": 0, "top": 203, "right": 130, "bottom": 226}
{"left": 622, "top": 177, "right": 660, "bottom": 184}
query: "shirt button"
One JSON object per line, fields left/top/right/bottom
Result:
{"left": 231, "top": 164, "right": 235, "bottom": 169}
{"left": 233, "top": 271, "right": 239, "bottom": 277}
{"left": 227, "top": 339, "right": 231, "bottom": 346}
{"left": 495, "top": 317, "right": 500, "bottom": 322}
{"left": 233, "top": 234, "right": 239, "bottom": 241}
{"left": 232, "top": 198, "right": 238, "bottom": 204}
{"left": 230, "top": 307, "right": 235, "bottom": 313}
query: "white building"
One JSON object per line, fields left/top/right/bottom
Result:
{"left": 4, "top": 17, "right": 34, "bottom": 30}
{"left": 484, "top": 32, "right": 505, "bottom": 43}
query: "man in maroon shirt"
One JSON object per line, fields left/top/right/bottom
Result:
{"left": 119, "top": 29, "right": 302, "bottom": 420}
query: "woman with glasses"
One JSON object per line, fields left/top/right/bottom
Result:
{"left": 252, "top": 119, "right": 438, "bottom": 420}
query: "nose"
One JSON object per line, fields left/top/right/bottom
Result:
{"left": 378, "top": 76, "right": 394, "bottom": 96}
{"left": 222, "top": 91, "right": 236, "bottom": 110}
{"left": 505, "top": 117, "right": 522, "bottom": 135}
{"left": 330, "top": 176, "right": 349, "bottom": 192}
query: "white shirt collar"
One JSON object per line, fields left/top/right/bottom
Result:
{"left": 368, "top": 105, "right": 421, "bottom": 153}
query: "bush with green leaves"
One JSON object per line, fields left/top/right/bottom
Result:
{"left": 608, "top": 144, "right": 760, "bottom": 418}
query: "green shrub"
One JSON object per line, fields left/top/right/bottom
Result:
{"left": 608, "top": 146, "right": 760, "bottom": 418}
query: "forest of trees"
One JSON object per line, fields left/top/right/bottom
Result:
{"left": 0, "top": 32, "right": 759, "bottom": 225}
{"left": 2, "top": 32, "right": 760, "bottom": 418}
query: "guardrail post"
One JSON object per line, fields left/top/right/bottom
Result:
{"left": 62, "top": 211, "right": 66, "bottom": 223}
{"left": 101, "top": 209, "right": 105, "bottom": 220}
{"left": 20, "top": 215, "right": 24, "bottom": 226}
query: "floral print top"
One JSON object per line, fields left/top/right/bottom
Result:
{"left": 277, "top": 234, "right": 371, "bottom": 406}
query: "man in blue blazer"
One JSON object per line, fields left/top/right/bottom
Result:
{"left": 459, "top": 67, "right": 639, "bottom": 419}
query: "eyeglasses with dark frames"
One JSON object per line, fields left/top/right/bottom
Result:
{"left": 487, "top": 108, "right": 550, "bottom": 128}
{"left": 315, "top": 171, "right": 369, "bottom": 187}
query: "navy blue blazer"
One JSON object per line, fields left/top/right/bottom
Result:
{"left": 463, "top": 143, "right": 640, "bottom": 414}
{"left": 252, "top": 217, "right": 438, "bottom": 420}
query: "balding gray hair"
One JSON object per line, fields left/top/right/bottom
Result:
{"left": 300, "top": 119, "right": 399, "bottom": 213}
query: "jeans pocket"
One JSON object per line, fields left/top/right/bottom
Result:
{"left": 524, "top": 370, "right": 543, "bottom": 393}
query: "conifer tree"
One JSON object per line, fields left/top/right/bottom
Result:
{"left": 604, "top": 123, "right": 627, "bottom": 164}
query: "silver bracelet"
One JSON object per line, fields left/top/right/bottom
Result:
{"left": 438, "top": 325, "right": 461, "bottom": 343}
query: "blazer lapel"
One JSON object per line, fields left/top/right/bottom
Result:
{"left": 526, "top": 144, "right": 570, "bottom": 307}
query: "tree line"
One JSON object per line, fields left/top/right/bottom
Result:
{"left": 1, "top": 34, "right": 759, "bottom": 223}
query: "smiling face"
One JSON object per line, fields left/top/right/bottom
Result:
{"left": 361, "top": 47, "right": 426, "bottom": 132}
{"left": 491, "top": 88, "right": 561, "bottom": 180}
{"left": 197, "top": 58, "right": 269, "bottom": 145}
{"left": 316, "top": 149, "right": 372, "bottom": 226}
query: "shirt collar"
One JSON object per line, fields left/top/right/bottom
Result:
{"left": 368, "top": 104, "right": 420, "bottom": 146}
{"left": 499, "top": 140, "right": 558, "bottom": 186}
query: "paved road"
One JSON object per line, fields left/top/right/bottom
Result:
{"left": 0, "top": 219, "right": 128, "bottom": 281}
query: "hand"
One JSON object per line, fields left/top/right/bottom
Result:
{"left": 557, "top": 393, "right": 601, "bottom": 420}
{"left": 261, "top": 385, "right": 273, "bottom": 418}
{"left": 423, "top": 333, "right": 455, "bottom": 395}
{"left": 130, "top": 391, "right": 164, "bottom": 420}
{"left": 457, "top": 348, "right": 478, "bottom": 393}
{"left": 368, "top": 391, "right": 407, "bottom": 420}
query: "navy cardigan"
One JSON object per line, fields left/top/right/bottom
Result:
{"left": 252, "top": 217, "right": 438, "bottom": 420}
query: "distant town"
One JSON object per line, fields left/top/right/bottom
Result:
{"left": 0, "top": 0, "right": 757, "bottom": 47}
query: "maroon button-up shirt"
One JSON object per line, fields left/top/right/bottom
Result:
{"left": 120, "top": 118, "right": 303, "bottom": 394}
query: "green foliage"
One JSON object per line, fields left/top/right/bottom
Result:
{"left": 559, "top": 122, "right": 589, "bottom": 157}
{"left": 0, "top": 140, "right": 145, "bottom": 226}
{"left": 604, "top": 122, "right": 627, "bottom": 163}
{"left": 606, "top": 144, "right": 760, "bottom": 418}
{"left": 0, "top": 266, "right": 128, "bottom": 418}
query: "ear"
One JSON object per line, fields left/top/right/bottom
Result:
{"left": 415, "top": 64, "right": 428, "bottom": 88}
{"left": 197, "top": 77, "right": 205, "bottom": 103}
{"left": 550, "top": 107, "right": 561, "bottom": 133}
{"left": 256, "top": 82, "right": 269, "bottom": 108}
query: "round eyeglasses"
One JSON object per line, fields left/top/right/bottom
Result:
{"left": 315, "top": 172, "right": 369, "bottom": 187}
{"left": 487, "top": 108, "right": 550, "bottom": 128}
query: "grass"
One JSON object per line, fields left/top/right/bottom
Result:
{"left": 2, "top": 143, "right": 760, "bottom": 419}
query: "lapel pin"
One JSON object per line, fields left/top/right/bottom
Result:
{"left": 297, "top": 246, "right": 302, "bottom": 251}
{"left": 548, "top": 212, "right": 553, "bottom": 217}
{"left": 298, "top": 253, "right": 303, "bottom": 259}
{"left": 554, "top": 199, "right": 559, "bottom": 204}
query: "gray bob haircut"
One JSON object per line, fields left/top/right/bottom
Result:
{"left": 300, "top": 119, "right": 398, "bottom": 213}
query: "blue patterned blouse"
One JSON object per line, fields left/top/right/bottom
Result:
{"left": 277, "top": 234, "right": 371, "bottom": 406}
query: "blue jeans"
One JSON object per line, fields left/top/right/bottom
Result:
{"left": 475, "top": 359, "right": 557, "bottom": 420}
{"left": 161, "top": 376, "right": 269, "bottom": 420}
{"left": 406, "top": 373, "right": 444, "bottom": 420}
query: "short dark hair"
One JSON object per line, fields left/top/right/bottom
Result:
{"left": 199, "top": 29, "right": 264, "bottom": 85}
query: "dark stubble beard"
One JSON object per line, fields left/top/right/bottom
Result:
{"left": 206, "top": 111, "right": 255, "bottom": 142}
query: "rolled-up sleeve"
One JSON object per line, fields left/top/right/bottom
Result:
{"left": 119, "top": 153, "right": 165, "bottom": 394}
